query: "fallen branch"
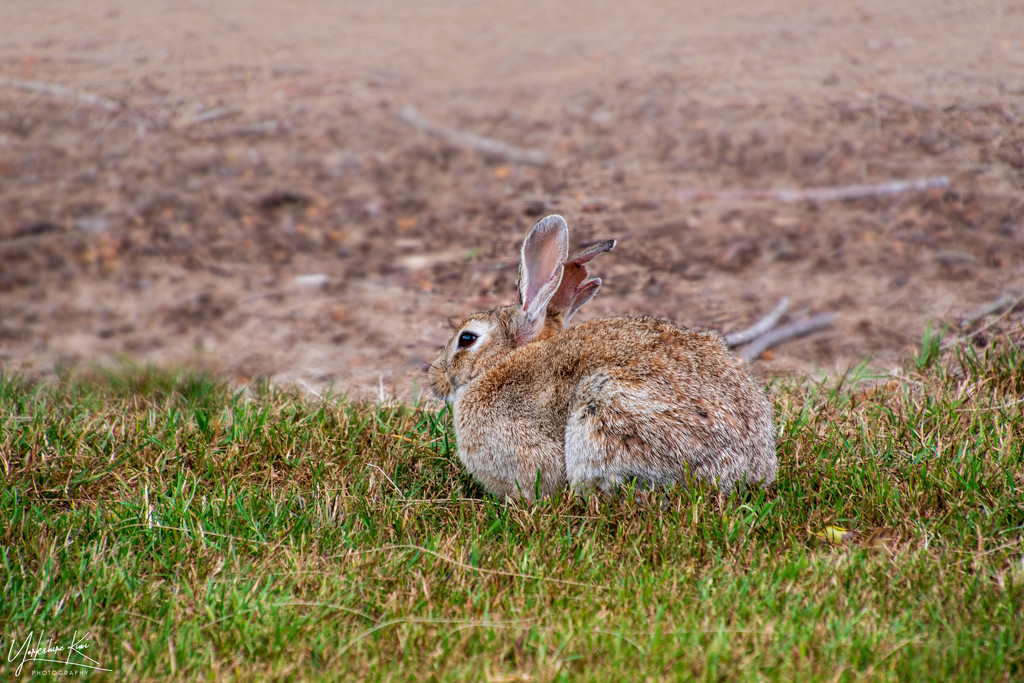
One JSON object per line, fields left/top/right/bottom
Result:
{"left": 879, "top": 90, "right": 932, "bottom": 112}
{"left": 197, "top": 120, "right": 283, "bottom": 140}
{"left": 942, "top": 289, "right": 1024, "bottom": 350}
{"left": 0, "top": 75, "right": 122, "bottom": 112}
{"left": 398, "top": 105, "right": 547, "bottom": 166}
{"left": 179, "top": 106, "right": 240, "bottom": 127}
{"left": 724, "top": 298, "right": 789, "bottom": 347}
{"left": 960, "top": 290, "right": 1024, "bottom": 328}
{"left": 676, "top": 175, "right": 949, "bottom": 204}
{"left": 736, "top": 312, "right": 837, "bottom": 363}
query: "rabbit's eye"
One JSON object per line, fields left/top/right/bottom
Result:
{"left": 457, "top": 331, "right": 478, "bottom": 349}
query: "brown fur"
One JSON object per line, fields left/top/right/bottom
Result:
{"left": 428, "top": 216, "right": 777, "bottom": 501}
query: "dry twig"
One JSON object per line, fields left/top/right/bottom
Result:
{"left": 196, "top": 120, "right": 283, "bottom": 139}
{"left": 179, "top": 106, "right": 240, "bottom": 127}
{"left": 0, "top": 75, "right": 123, "bottom": 112}
{"left": 737, "top": 313, "right": 837, "bottom": 363}
{"left": 722, "top": 299, "right": 835, "bottom": 362}
{"left": 942, "top": 289, "right": 1024, "bottom": 350}
{"left": 675, "top": 175, "right": 949, "bottom": 204}
{"left": 724, "top": 298, "right": 790, "bottom": 347}
{"left": 879, "top": 91, "right": 932, "bottom": 112}
{"left": 960, "top": 290, "right": 1024, "bottom": 328}
{"left": 399, "top": 105, "right": 547, "bottom": 166}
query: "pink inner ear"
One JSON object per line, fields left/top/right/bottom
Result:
{"left": 548, "top": 262, "right": 587, "bottom": 312}
{"left": 520, "top": 216, "right": 568, "bottom": 313}
{"left": 522, "top": 246, "right": 563, "bottom": 310}
{"left": 571, "top": 277, "right": 600, "bottom": 306}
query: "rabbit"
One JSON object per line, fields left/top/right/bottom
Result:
{"left": 428, "top": 215, "right": 777, "bottom": 501}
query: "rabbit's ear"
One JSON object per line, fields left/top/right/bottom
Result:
{"left": 516, "top": 215, "right": 569, "bottom": 341}
{"left": 567, "top": 239, "right": 616, "bottom": 268}
{"left": 561, "top": 276, "right": 602, "bottom": 325}
{"left": 549, "top": 239, "right": 616, "bottom": 326}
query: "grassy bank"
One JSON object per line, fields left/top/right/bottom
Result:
{"left": 2, "top": 337, "right": 1022, "bottom": 681}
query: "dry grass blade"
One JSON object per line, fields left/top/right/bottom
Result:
{"left": 339, "top": 544, "right": 610, "bottom": 591}
{"left": 338, "top": 617, "right": 540, "bottom": 656}
{"left": 202, "top": 601, "right": 376, "bottom": 630}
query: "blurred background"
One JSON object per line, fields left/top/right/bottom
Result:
{"left": 1, "top": 0, "right": 1022, "bottom": 398}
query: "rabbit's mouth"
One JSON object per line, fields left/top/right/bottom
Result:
{"left": 432, "top": 384, "right": 456, "bottom": 403}
{"left": 426, "top": 360, "right": 455, "bottom": 402}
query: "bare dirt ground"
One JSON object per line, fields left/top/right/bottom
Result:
{"left": 1, "top": 0, "right": 1023, "bottom": 399}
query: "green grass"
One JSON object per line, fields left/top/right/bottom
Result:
{"left": 2, "top": 337, "right": 1023, "bottom": 681}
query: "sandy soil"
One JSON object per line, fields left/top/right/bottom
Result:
{"left": 1, "top": 0, "right": 1023, "bottom": 398}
